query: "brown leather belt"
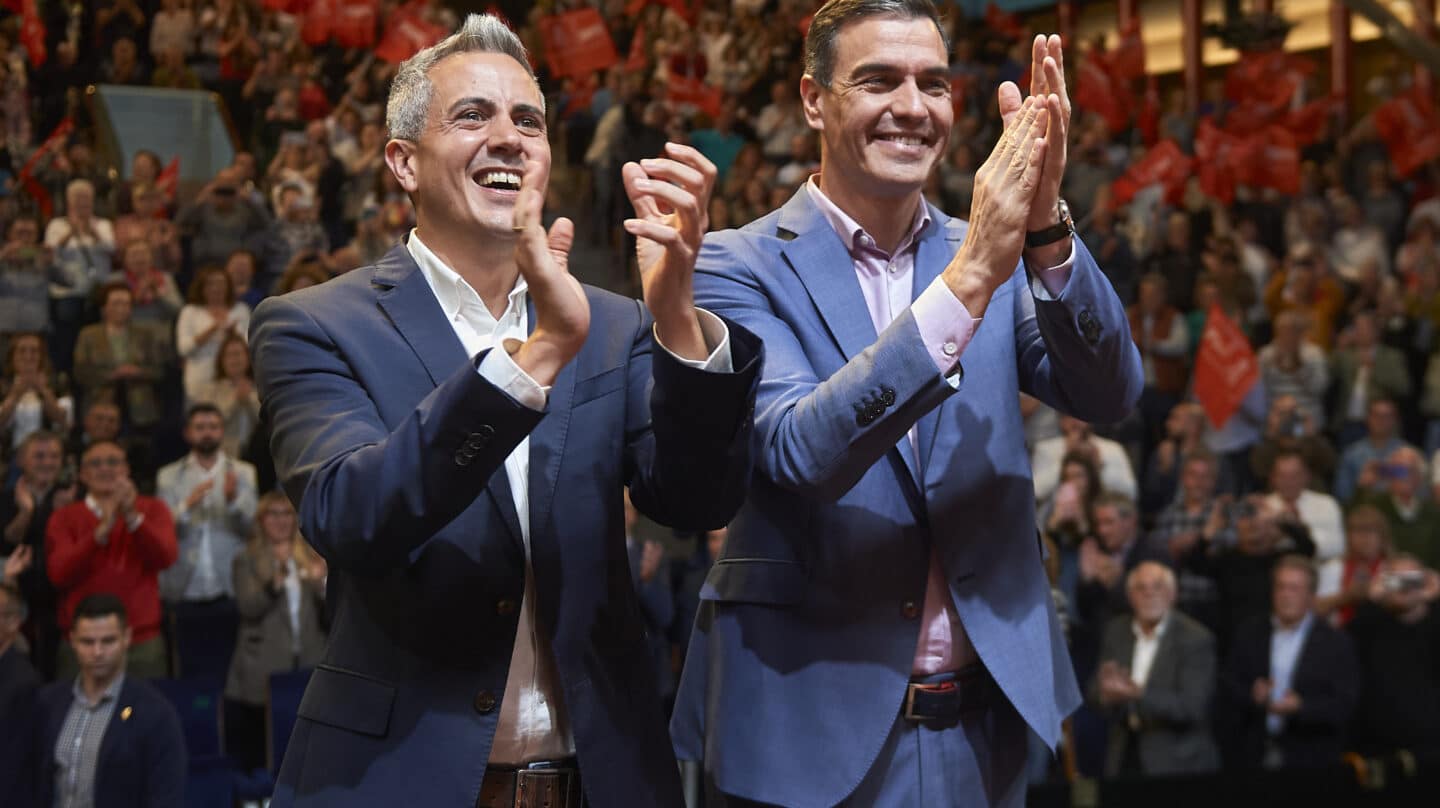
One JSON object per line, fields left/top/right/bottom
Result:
{"left": 477, "top": 759, "right": 583, "bottom": 808}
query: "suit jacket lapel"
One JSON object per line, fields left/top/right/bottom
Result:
{"left": 914, "top": 213, "right": 964, "bottom": 481}
{"left": 777, "top": 188, "right": 880, "bottom": 364}
{"left": 373, "top": 244, "right": 523, "bottom": 547}
{"left": 95, "top": 680, "right": 131, "bottom": 779}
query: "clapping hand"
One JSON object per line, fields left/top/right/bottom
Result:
{"left": 511, "top": 157, "right": 588, "bottom": 388}
{"left": 3, "top": 544, "right": 32, "bottom": 584}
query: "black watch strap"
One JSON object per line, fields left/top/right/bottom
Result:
{"left": 1026, "top": 200, "right": 1075, "bottom": 248}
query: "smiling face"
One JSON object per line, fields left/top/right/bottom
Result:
{"left": 387, "top": 51, "right": 549, "bottom": 245}
{"left": 802, "top": 15, "right": 951, "bottom": 207}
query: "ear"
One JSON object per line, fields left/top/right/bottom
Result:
{"left": 384, "top": 139, "right": 420, "bottom": 195}
{"left": 799, "top": 74, "right": 826, "bottom": 132}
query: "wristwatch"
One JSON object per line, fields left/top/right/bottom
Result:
{"left": 1025, "top": 198, "right": 1075, "bottom": 248}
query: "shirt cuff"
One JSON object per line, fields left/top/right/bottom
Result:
{"left": 477, "top": 344, "right": 549, "bottom": 411}
{"left": 1024, "top": 241, "right": 1076, "bottom": 301}
{"left": 915, "top": 277, "right": 980, "bottom": 386}
{"left": 653, "top": 308, "right": 734, "bottom": 373}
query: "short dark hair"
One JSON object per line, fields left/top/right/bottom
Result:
{"left": 94, "top": 281, "right": 133, "bottom": 310}
{"left": 186, "top": 402, "right": 224, "bottom": 425}
{"left": 1273, "top": 554, "right": 1318, "bottom": 593}
{"left": 186, "top": 265, "right": 235, "bottom": 306}
{"left": 73, "top": 592, "right": 128, "bottom": 626}
{"left": 804, "top": 0, "right": 949, "bottom": 88}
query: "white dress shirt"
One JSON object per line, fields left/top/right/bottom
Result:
{"left": 1130, "top": 615, "right": 1169, "bottom": 688}
{"left": 1267, "top": 612, "right": 1314, "bottom": 735}
{"left": 407, "top": 230, "right": 731, "bottom": 764}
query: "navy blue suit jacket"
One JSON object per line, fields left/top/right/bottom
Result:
{"left": 671, "top": 187, "right": 1143, "bottom": 806}
{"left": 31, "top": 676, "right": 186, "bottom": 808}
{"left": 250, "top": 245, "right": 761, "bottom": 807}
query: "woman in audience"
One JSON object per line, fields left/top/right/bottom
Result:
{"left": 274, "top": 252, "right": 330, "bottom": 295}
{"left": 71, "top": 282, "right": 169, "bottom": 433}
{"left": 198, "top": 332, "right": 260, "bottom": 459}
{"left": 1316, "top": 505, "right": 1392, "bottom": 627}
{"left": 113, "top": 239, "right": 183, "bottom": 329}
{"left": 0, "top": 333, "right": 73, "bottom": 465}
{"left": 176, "top": 265, "right": 250, "bottom": 406}
{"left": 224, "top": 491, "right": 326, "bottom": 772}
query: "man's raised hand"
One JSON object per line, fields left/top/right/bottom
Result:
{"left": 512, "top": 157, "right": 589, "bottom": 387}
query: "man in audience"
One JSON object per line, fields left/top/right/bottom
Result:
{"left": 176, "top": 166, "right": 274, "bottom": 271}
{"left": 1334, "top": 398, "right": 1412, "bottom": 503}
{"left": 1249, "top": 393, "right": 1337, "bottom": 489}
{"left": 1034, "top": 415, "right": 1140, "bottom": 504}
{"left": 1074, "top": 494, "right": 1166, "bottom": 683}
{"left": 1141, "top": 402, "right": 1215, "bottom": 516}
{"left": 1148, "top": 449, "right": 1228, "bottom": 633}
{"left": 46, "top": 441, "right": 177, "bottom": 679}
{"left": 32, "top": 594, "right": 185, "bottom": 806}
{"left": 0, "top": 430, "right": 75, "bottom": 680}
{"left": 1265, "top": 450, "right": 1345, "bottom": 561}
{"left": 1090, "top": 562, "right": 1220, "bottom": 777}
{"left": 1330, "top": 310, "right": 1413, "bottom": 447}
{"left": 1221, "top": 556, "right": 1358, "bottom": 770}
{"left": 0, "top": 580, "right": 39, "bottom": 802}
{"left": 1352, "top": 445, "right": 1440, "bottom": 569}
{"left": 1347, "top": 554, "right": 1440, "bottom": 755}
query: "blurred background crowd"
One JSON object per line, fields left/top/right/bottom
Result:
{"left": 2, "top": 0, "right": 1440, "bottom": 805}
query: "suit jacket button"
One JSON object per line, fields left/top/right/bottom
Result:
{"left": 474, "top": 690, "right": 497, "bottom": 714}
{"left": 496, "top": 598, "right": 517, "bottom": 616}
{"left": 454, "top": 452, "right": 473, "bottom": 467}
{"left": 901, "top": 601, "right": 920, "bottom": 620}
{"left": 879, "top": 387, "right": 896, "bottom": 407}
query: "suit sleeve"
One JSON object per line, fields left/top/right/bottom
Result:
{"left": 1289, "top": 628, "right": 1359, "bottom": 732}
{"left": 623, "top": 298, "right": 764, "bottom": 531}
{"left": 1011, "top": 238, "right": 1145, "bottom": 424}
{"left": 692, "top": 233, "right": 955, "bottom": 501}
{"left": 250, "top": 293, "right": 544, "bottom": 573}
{"left": 142, "top": 694, "right": 186, "bottom": 808}
{"left": 1136, "top": 625, "right": 1216, "bottom": 728}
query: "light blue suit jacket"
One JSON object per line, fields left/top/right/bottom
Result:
{"left": 670, "top": 187, "right": 1144, "bottom": 807}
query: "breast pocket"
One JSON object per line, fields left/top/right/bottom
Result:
{"left": 699, "top": 558, "right": 806, "bottom": 606}
{"left": 296, "top": 665, "right": 397, "bottom": 738}
{"left": 571, "top": 365, "right": 626, "bottom": 407}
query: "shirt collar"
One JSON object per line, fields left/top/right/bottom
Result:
{"left": 1271, "top": 610, "right": 1314, "bottom": 637}
{"left": 407, "top": 228, "right": 528, "bottom": 322}
{"left": 71, "top": 672, "right": 125, "bottom": 707}
{"left": 807, "top": 176, "right": 930, "bottom": 257}
{"left": 1132, "top": 613, "right": 1170, "bottom": 642}
{"left": 84, "top": 495, "right": 104, "bottom": 518}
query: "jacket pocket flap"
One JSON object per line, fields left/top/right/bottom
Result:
{"left": 572, "top": 366, "right": 626, "bottom": 405}
{"left": 296, "top": 665, "right": 396, "bottom": 738}
{"left": 700, "top": 558, "right": 805, "bottom": 605}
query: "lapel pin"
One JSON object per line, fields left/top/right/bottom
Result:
{"left": 120, "top": 706, "right": 132, "bottom": 721}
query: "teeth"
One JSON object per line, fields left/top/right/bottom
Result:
{"left": 477, "top": 170, "right": 522, "bottom": 189}
{"left": 881, "top": 135, "right": 924, "bottom": 146}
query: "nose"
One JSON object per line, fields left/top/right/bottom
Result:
{"left": 488, "top": 115, "right": 523, "bottom": 155}
{"left": 891, "top": 78, "right": 927, "bottom": 122}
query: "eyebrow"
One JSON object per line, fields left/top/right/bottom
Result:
{"left": 445, "top": 96, "right": 546, "bottom": 121}
{"left": 846, "top": 63, "right": 950, "bottom": 80}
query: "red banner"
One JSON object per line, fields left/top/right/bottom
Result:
{"left": 17, "top": 118, "right": 75, "bottom": 220}
{"left": 299, "top": 0, "right": 331, "bottom": 46}
{"left": 19, "top": 0, "right": 44, "bottom": 67}
{"left": 376, "top": 4, "right": 447, "bottom": 64}
{"left": 1075, "top": 53, "right": 1128, "bottom": 135}
{"left": 985, "top": 2, "right": 1024, "bottom": 39}
{"left": 1111, "top": 139, "right": 1191, "bottom": 207}
{"left": 626, "top": 23, "right": 648, "bottom": 72}
{"left": 1107, "top": 19, "right": 1146, "bottom": 82}
{"left": 1374, "top": 88, "right": 1440, "bottom": 177}
{"left": 667, "top": 75, "right": 722, "bottom": 118}
{"left": 541, "top": 9, "right": 619, "bottom": 79}
{"left": 1193, "top": 303, "right": 1259, "bottom": 429}
{"left": 1195, "top": 118, "right": 1238, "bottom": 205}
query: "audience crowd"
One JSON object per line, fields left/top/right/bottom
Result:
{"left": 2, "top": 0, "right": 1440, "bottom": 803}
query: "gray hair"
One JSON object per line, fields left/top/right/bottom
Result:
{"left": 804, "top": 0, "right": 949, "bottom": 88}
{"left": 1126, "top": 561, "right": 1177, "bottom": 595}
{"left": 386, "top": 14, "right": 539, "bottom": 142}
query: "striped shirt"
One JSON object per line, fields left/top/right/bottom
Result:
{"left": 54, "top": 673, "right": 125, "bottom": 808}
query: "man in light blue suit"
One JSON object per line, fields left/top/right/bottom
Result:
{"left": 670, "top": 1, "right": 1144, "bottom": 805}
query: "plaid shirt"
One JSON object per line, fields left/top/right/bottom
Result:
{"left": 54, "top": 673, "right": 125, "bottom": 808}
{"left": 1150, "top": 498, "right": 1225, "bottom": 619}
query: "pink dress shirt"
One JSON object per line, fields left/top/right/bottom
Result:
{"left": 807, "top": 177, "right": 1073, "bottom": 675}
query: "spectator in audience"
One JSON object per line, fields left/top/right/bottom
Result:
{"left": 1250, "top": 393, "right": 1337, "bottom": 489}
{"left": 1221, "top": 555, "right": 1358, "bottom": 770}
{"left": 1315, "top": 504, "right": 1390, "bottom": 627}
{"left": 224, "top": 248, "right": 265, "bottom": 310}
{"left": 1128, "top": 273, "right": 1190, "bottom": 446}
{"left": 1352, "top": 445, "right": 1440, "bottom": 569}
{"left": 273, "top": 251, "right": 329, "bottom": 295}
{"left": 0, "top": 215, "right": 63, "bottom": 336}
{"left": 1034, "top": 415, "right": 1139, "bottom": 506}
{"left": 177, "top": 166, "right": 273, "bottom": 272}
{"left": 1149, "top": 449, "right": 1230, "bottom": 633}
{"left": 32, "top": 593, "right": 186, "bottom": 807}
{"left": 111, "top": 239, "right": 183, "bottom": 329}
{"left": 1074, "top": 494, "right": 1166, "bottom": 680}
{"left": 112, "top": 183, "right": 182, "bottom": 273}
{"left": 46, "top": 179, "right": 117, "bottom": 368}
{"left": 1265, "top": 450, "right": 1345, "bottom": 561}
{"left": 198, "top": 333, "right": 261, "bottom": 460}
{"left": 1144, "top": 211, "right": 1202, "bottom": 312}
{"left": 1331, "top": 310, "right": 1414, "bottom": 447}
{"left": 1347, "top": 554, "right": 1440, "bottom": 755}
{"left": 1334, "top": 397, "right": 1413, "bottom": 503}
{"left": 0, "top": 430, "right": 74, "bottom": 679}
{"left": 1263, "top": 242, "right": 1345, "bottom": 350}
{"left": 266, "top": 181, "right": 330, "bottom": 280}
{"left": 690, "top": 99, "right": 747, "bottom": 183}
{"left": 625, "top": 493, "right": 675, "bottom": 709}
{"left": 150, "top": 0, "right": 197, "bottom": 60}
{"left": 1202, "top": 367, "right": 1269, "bottom": 495}
{"left": 99, "top": 36, "right": 149, "bottom": 87}
{"left": 1090, "top": 561, "right": 1220, "bottom": 777}
{"left": 156, "top": 404, "right": 257, "bottom": 618}
{"left": 0, "top": 579, "right": 38, "bottom": 804}
{"left": 113, "top": 151, "right": 163, "bottom": 218}
{"left": 71, "top": 283, "right": 169, "bottom": 434}
{"left": 1258, "top": 309, "right": 1329, "bottom": 425}
{"left": 1142, "top": 402, "right": 1214, "bottom": 516}
{"left": 152, "top": 45, "right": 202, "bottom": 90}
{"left": 1, "top": 334, "right": 73, "bottom": 463}
{"left": 224, "top": 491, "right": 326, "bottom": 773}
{"left": 46, "top": 441, "right": 177, "bottom": 679}
{"left": 176, "top": 265, "right": 250, "bottom": 406}
{"left": 753, "top": 78, "right": 807, "bottom": 163}
{"left": 1330, "top": 193, "right": 1392, "bottom": 283}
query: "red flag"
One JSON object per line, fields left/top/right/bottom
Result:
{"left": 1193, "top": 303, "right": 1259, "bottom": 429}
{"left": 299, "top": 0, "right": 332, "bottom": 46}
{"left": 1075, "top": 53, "right": 1128, "bottom": 135}
{"left": 1252, "top": 125, "right": 1301, "bottom": 195}
{"left": 1111, "top": 139, "right": 1191, "bottom": 207}
{"left": 667, "top": 75, "right": 722, "bottom": 118}
{"left": 332, "top": 0, "right": 379, "bottom": 48}
{"left": 19, "top": 0, "right": 45, "bottom": 67}
{"left": 540, "top": 9, "right": 619, "bottom": 79}
{"left": 17, "top": 118, "right": 75, "bottom": 220}
{"left": 376, "top": 4, "right": 447, "bottom": 64}
{"left": 1374, "top": 88, "right": 1440, "bottom": 177}
{"left": 155, "top": 156, "right": 180, "bottom": 204}
{"left": 1108, "top": 19, "right": 1146, "bottom": 82}
{"left": 1195, "top": 118, "right": 1238, "bottom": 205}
{"left": 1285, "top": 94, "right": 1338, "bottom": 147}
{"left": 626, "top": 23, "right": 648, "bottom": 72}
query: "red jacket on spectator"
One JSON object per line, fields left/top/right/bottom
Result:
{"left": 45, "top": 497, "right": 178, "bottom": 644}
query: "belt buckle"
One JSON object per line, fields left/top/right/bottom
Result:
{"left": 514, "top": 768, "right": 567, "bottom": 808}
{"left": 904, "top": 679, "right": 960, "bottom": 722}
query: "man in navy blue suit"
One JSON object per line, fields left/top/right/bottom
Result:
{"left": 671, "top": 0, "right": 1142, "bottom": 805}
{"left": 249, "top": 14, "right": 761, "bottom": 808}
